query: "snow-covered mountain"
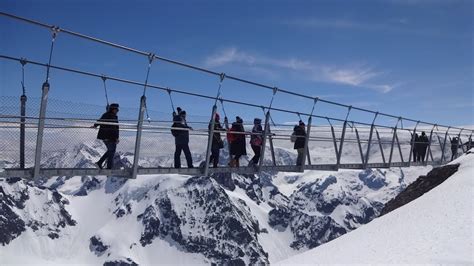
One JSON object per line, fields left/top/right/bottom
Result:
{"left": 1, "top": 141, "right": 434, "bottom": 264}
{"left": 279, "top": 151, "right": 473, "bottom": 265}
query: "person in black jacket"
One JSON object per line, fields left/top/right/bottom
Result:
{"left": 417, "top": 131, "right": 429, "bottom": 162}
{"left": 249, "top": 118, "right": 263, "bottom": 166}
{"left": 172, "top": 109, "right": 193, "bottom": 168}
{"left": 293, "top": 121, "right": 307, "bottom": 166}
{"left": 227, "top": 116, "right": 246, "bottom": 167}
{"left": 412, "top": 133, "right": 419, "bottom": 162}
{"left": 209, "top": 113, "right": 224, "bottom": 168}
{"left": 450, "top": 137, "right": 459, "bottom": 161}
{"left": 92, "top": 103, "right": 120, "bottom": 169}
{"left": 463, "top": 137, "right": 473, "bottom": 151}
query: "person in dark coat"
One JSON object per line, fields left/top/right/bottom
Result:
{"left": 450, "top": 137, "right": 459, "bottom": 161}
{"left": 208, "top": 113, "right": 224, "bottom": 168}
{"left": 171, "top": 109, "right": 193, "bottom": 168}
{"left": 417, "top": 131, "right": 429, "bottom": 162}
{"left": 412, "top": 133, "right": 419, "bottom": 162}
{"left": 93, "top": 103, "right": 120, "bottom": 169}
{"left": 227, "top": 116, "right": 246, "bottom": 167}
{"left": 464, "top": 137, "right": 473, "bottom": 151}
{"left": 249, "top": 118, "right": 263, "bottom": 166}
{"left": 293, "top": 120, "right": 307, "bottom": 166}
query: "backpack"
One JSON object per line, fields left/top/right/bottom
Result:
{"left": 171, "top": 122, "right": 180, "bottom": 137}
{"left": 227, "top": 130, "right": 237, "bottom": 143}
{"left": 290, "top": 132, "right": 297, "bottom": 143}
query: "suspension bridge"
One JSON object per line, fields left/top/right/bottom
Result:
{"left": 0, "top": 12, "right": 472, "bottom": 180}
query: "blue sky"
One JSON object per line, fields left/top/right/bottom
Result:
{"left": 1, "top": 0, "right": 472, "bottom": 127}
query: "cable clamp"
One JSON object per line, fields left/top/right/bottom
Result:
{"left": 272, "top": 87, "right": 278, "bottom": 95}
{"left": 148, "top": 53, "right": 155, "bottom": 64}
{"left": 50, "top": 25, "right": 61, "bottom": 39}
{"left": 20, "top": 57, "right": 28, "bottom": 66}
{"left": 219, "top": 72, "right": 226, "bottom": 82}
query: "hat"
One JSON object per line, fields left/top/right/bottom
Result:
{"left": 236, "top": 116, "right": 243, "bottom": 123}
{"left": 299, "top": 120, "right": 305, "bottom": 126}
{"left": 254, "top": 118, "right": 262, "bottom": 124}
{"left": 108, "top": 103, "right": 119, "bottom": 111}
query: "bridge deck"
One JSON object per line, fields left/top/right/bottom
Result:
{"left": 0, "top": 161, "right": 440, "bottom": 179}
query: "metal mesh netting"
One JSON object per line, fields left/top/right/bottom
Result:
{"left": 0, "top": 95, "right": 460, "bottom": 170}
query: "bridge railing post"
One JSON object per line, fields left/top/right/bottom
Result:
{"left": 33, "top": 82, "right": 50, "bottom": 179}
{"left": 425, "top": 125, "right": 436, "bottom": 164}
{"left": 456, "top": 129, "right": 464, "bottom": 154}
{"left": 337, "top": 106, "right": 351, "bottom": 168}
{"left": 354, "top": 126, "right": 365, "bottom": 166}
{"left": 20, "top": 94, "right": 27, "bottom": 169}
{"left": 328, "top": 120, "right": 339, "bottom": 170}
{"left": 337, "top": 121, "right": 347, "bottom": 168}
{"left": 131, "top": 95, "right": 146, "bottom": 179}
{"left": 364, "top": 113, "right": 378, "bottom": 168}
{"left": 300, "top": 116, "right": 312, "bottom": 172}
{"left": 440, "top": 127, "right": 450, "bottom": 163}
{"left": 388, "top": 118, "right": 401, "bottom": 168}
{"left": 268, "top": 131, "right": 277, "bottom": 166}
{"left": 395, "top": 130, "right": 404, "bottom": 164}
{"left": 258, "top": 111, "right": 271, "bottom": 172}
{"left": 408, "top": 122, "right": 419, "bottom": 166}
{"left": 375, "top": 128, "right": 386, "bottom": 164}
{"left": 203, "top": 105, "right": 218, "bottom": 176}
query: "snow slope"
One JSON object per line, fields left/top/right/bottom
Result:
{"left": 278, "top": 152, "right": 474, "bottom": 265}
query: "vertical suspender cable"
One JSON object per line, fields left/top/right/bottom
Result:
{"left": 19, "top": 58, "right": 27, "bottom": 169}
{"left": 101, "top": 75, "right": 110, "bottom": 109}
{"left": 167, "top": 88, "right": 176, "bottom": 112}
{"left": 142, "top": 53, "right": 154, "bottom": 121}
{"left": 34, "top": 27, "right": 59, "bottom": 179}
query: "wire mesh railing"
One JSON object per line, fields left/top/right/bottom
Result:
{"left": 1, "top": 95, "right": 470, "bottom": 179}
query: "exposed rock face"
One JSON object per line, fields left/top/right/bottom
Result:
{"left": 115, "top": 176, "right": 269, "bottom": 265}
{"left": 89, "top": 235, "right": 110, "bottom": 257}
{"left": 0, "top": 142, "right": 432, "bottom": 263}
{"left": 381, "top": 164, "right": 459, "bottom": 216}
{"left": 103, "top": 257, "right": 138, "bottom": 266}
{"left": 0, "top": 178, "right": 76, "bottom": 245}
{"left": 358, "top": 169, "right": 388, "bottom": 189}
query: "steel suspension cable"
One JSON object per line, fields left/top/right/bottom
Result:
{"left": 1, "top": 54, "right": 471, "bottom": 135}
{"left": 0, "top": 11, "right": 470, "bottom": 133}
{"left": 166, "top": 88, "right": 176, "bottom": 112}
{"left": 101, "top": 75, "right": 110, "bottom": 108}
{"left": 142, "top": 53, "right": 155, "bottom": 121}
{"left": 20, "top": 58, "right": 27, "bottom": 95}
{"left": 45, "top": 27, "right": 59, "bottom": 82}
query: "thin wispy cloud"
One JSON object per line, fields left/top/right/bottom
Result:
{"left": 204, "top": 47, "right": 395, "bottom": 93}
{"left": 283, "top": 17, "right": 468, "bottom": 39}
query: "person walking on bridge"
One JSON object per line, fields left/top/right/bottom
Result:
{"left": 412, "top": 133, "right": 419, "bottom": 162}
{"left": 417, "top": 131, "right": 429, "bottom": 162}
{"left": 249, "top": 118, "right": 263, "bottom": 166}
{"left": 171, "top": 109, "right": 194, "bottom": 168}
{"left": 227, "top": 116, "right": 247, "bottom": 167}
{"left": 292, "top": 120, "right": 307, "bottom": 166}
{"left": 208, "top": 113, "right": 224, "bottom": 168}
{"left": 92, "top": 103, "right": 120, "bottom": 169}
{"left": 450, "top": 137, "right": 459, "bottom": 161}
{"left": 463, "top": 137, "right": 473, "bottom": 152}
